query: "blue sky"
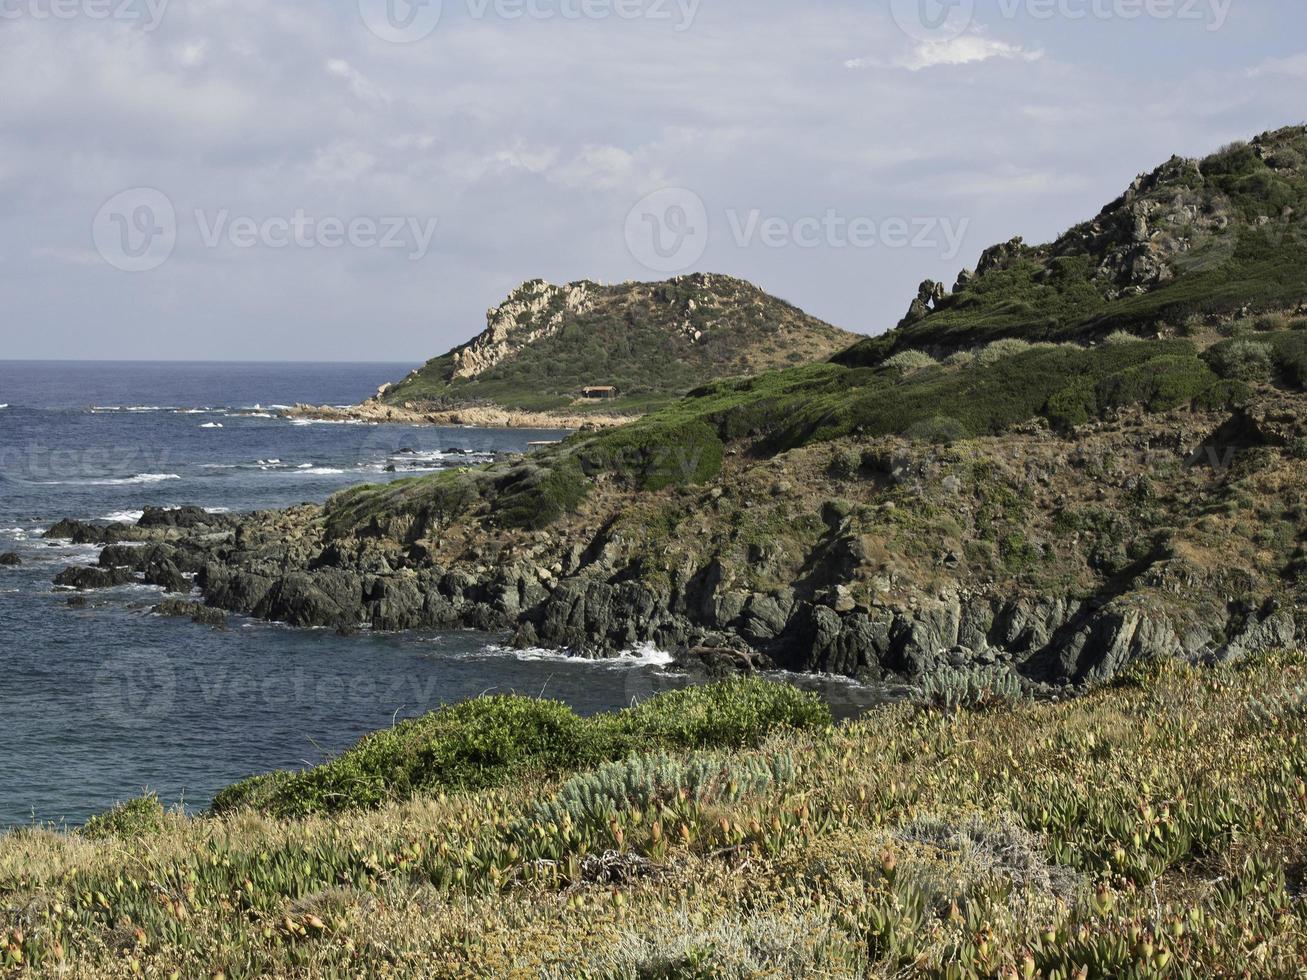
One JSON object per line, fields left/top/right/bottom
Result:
{"left": 1, "top": 0, "right": 1304, "bottom": 361}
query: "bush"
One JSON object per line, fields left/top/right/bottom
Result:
{"left": 919, "top": 666, "right": 1030, "bottom": 713}
{"left": 883, "top": 349, "right": 939, "bottom": 372}
{"left": 493, "top": 456, "right": 590, "bottom": 530}
{"left": 80, "top": 794, "right": 166, "bottom": 840}
{"left": 1255, "top": 313, "right": 1291, "bottom": 332}
{"left": 608, "top": 678, "right": 831, "bottom": 751}
{"left": 214, "top": 679, "right": 831, "bottom": 817}
{"left": 583, "top": 418, "right": 725, "bottom": 491}
{"left": 1104, "top": 330, "right": 1141, "bottom": 345}
{"left": 524, "top": 750, "right": 794, "bottom": 839}
{"left": 976, "top": 338, "right": 1035, "bottom": 366}
{"left": 1206, "top": 339, "right": 1275, "bottom": 382}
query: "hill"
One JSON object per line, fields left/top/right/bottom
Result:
{"left": 366, "top": 273, "right": 859, "bottom": 419}
{"left": 839, "top": 124, "right": 1307, "bottom": 365}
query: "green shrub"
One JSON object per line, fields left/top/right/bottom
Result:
{"left": 608, "top": 678, "right": 831, "bottom": 750}
{"left": 975, "top": 338, "right": 1037, "bottom": 366}
{"left": 883, "top": 350, "right": 939, "bottom": 372}
{"left": 919, "top": 666, "right": 1030, "bottom": 713}
{"left": 1206, "top": 338, "right": 1275, "bottom": 382}
{"left": 493, "top": 456, "right": 591, "bottom": 530}
{"left": 80, "top": 794, "right": 166, "bottom": 840}
{"left": 524, "top": 750, "right": 795, "bottom": 839}
{"left": 584, "top": 418, "right": 725, "bottom": 491}
{"left": 1104, "top": 330, "right": 1141, "bottom": 345}
{"left": 214, "top": 679, "right": 831, "bottom": 817}
{"left": 1254, "top": 313, "right": 1290, "bottom": 332}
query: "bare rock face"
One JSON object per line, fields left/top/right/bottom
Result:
{"left": 449, "top": 280, "right": 596, "bottom": 380}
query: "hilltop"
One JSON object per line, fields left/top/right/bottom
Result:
{"left": 841, "top": 124, "right": 1307, "bottom": 363}
{"left": 298, "top": 274, "right": 859, "bottom": 427}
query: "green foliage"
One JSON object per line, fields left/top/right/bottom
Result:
{"left": 213, "top": 679, "right": 830, "bottom": 818}
{"left": 492, "top": 456, "right": 590, "bottom": 530}
{"left": 6, "top": 653, "right": 1307, "bottom": 977}
{"left": 882, "top": 349, "right": 938, "bottom": 372}
{"left": 582, "top": 418, "right": 725, "bottom": 490}
{"left": 919, "top": 666, "right": 1030, "bottom": 712}
{"left": 522, "top": 750, "right": 794, "bottom": 841}
{"left": 1206, "top": 338, "right": 1275, "bottom": 382}
{"left": 79, "top": 794, "right": 166, "bottom": 841}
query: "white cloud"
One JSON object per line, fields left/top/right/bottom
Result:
{"left": 326, "top": 59, "right": 388, "bottom": 105}
{"left": 1246, "top": 53, "right": 1307, "bottom": 79}
{"left": 848, "top": 34, "right": 1043, "bottom": 72}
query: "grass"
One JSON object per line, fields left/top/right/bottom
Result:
{"left": 4, "top": 654, "right": 1307, "bottom": 976}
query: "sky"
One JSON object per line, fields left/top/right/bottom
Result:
{"left": 1, "top": 0, "right": 1305, "bottom": 362}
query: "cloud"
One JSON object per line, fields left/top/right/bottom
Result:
{"left": 0, "top": 1, "right": 1303, "bottom": 360}
{"left": 847, "top": 34, "right": 1044, "bottom": 72}
{"left": 1246, "top": 53, "right": 1307, "bottom": 79}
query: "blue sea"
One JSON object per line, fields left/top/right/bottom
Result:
{"left": 0, "top": 361, "right": 882, "bottom": 828}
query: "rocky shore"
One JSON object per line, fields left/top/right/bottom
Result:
{"left": 281, "top": 399, "right": 635, "bottom": 431}
{"left": 46, "top": 389, "right": 1307, "bottom": 688}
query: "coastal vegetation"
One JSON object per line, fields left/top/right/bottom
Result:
{"left": 3, "top": 655, "right": 1306, "bottom": 976}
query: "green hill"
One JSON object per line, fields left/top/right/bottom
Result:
{"left": 374, "top": 273, "right": 860, "bottom": 417}
{"left": 839, "top": 124, "right": 1307, "bottom": 365}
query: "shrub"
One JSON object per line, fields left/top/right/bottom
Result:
{"left": 524, "top": 750, "right": 794, "bottom": 838}
{"left": 1104, "top": 330, "right": 1141, "bottom": 345}
{"left": 607, "top": 678, "right": 831, "bottom": 751}
{"left": 919, "top": 666, "right": 1030, "bottom": 712}
{"left": 214, "top": 679, "right": 830, "bottom": 817}
{"left": 493, "top": 456, "right": 590, "bottom": 530}
{"left": 883, "top": 349, "right": 939, "bottom": 372}
{"left": 80, "top": 794, "right": 166, "bottom": 840}
{"left": 1254, "top": 313, "right": 1290, "bottom": 332}
{"left": 583, "top": 418, "right": 725, "bottom": 491}
{"left": 1206, "top": 338, "right": 1275, "bottom": 382}
{"left": 976, "top": 338, "right": 1035, "bottom": 366}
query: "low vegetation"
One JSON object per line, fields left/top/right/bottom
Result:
{"left": 3, "top": 655, "right": 1306, "bottom": 976}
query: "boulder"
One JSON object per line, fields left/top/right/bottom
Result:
{"left": 154, "top": 599, "right": 228, "bottom": 628}
{"left": 0, "top": 552, "right": 20, "bottom": 567}
{"left": 54, "top": 566, "right": 136, "bottom": 590}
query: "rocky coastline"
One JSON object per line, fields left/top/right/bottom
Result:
{"left": 45, "top": 390, "right": 1307, "bottom": 689}
{"left": 280, "top": 399, "right": 635, "bottom": 431}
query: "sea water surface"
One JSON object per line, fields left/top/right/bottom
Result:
{"left": 0, "top": 361, "right": 887, "bottom": 828}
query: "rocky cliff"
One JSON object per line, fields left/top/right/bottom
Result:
{"left": 51, "top": 127, "right": 1307, "bottom": 689}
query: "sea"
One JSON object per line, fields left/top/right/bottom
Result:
{"left": 0, "top": 361, "right": 887, "bottom": 829}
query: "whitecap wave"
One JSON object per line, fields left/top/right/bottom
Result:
{"left": 38, "top": 473, "right": 181, "bottom": 487}
{"left": 482, "top": 642, "right": 675, "bottom": 668}
{"left": 297, "top": 467, "right": 345, "bottom": 475}
{"left": 102, "top": 510, "right": 145, "bottom": 523}
{"left": 199, "top": 422, "right": 224, "bottom": 429}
